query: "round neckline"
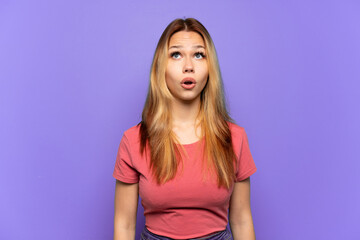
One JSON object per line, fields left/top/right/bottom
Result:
{"left": 176, "top": 137, "right": 204, "bottom": 147}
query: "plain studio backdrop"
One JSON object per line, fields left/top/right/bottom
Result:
{"left": 0, "top": 0, "right": 359, "bottom": 239}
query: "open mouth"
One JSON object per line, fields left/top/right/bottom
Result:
{"left": 181, "top": 78, "right": 196, "bottom": 89}
{"left": 181, "top": 81, "right": 196, "bottom": 89}
{"left": 184, "top": 81, "right": 194, "bottom": 85}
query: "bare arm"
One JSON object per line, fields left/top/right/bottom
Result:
{"left": 114, "top": 180, "right": 139, "bottom": 240}
{"left": 229, "top": 177, "right": 256, "bottom": 240}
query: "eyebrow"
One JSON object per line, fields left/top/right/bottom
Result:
{"left": 168, "top": 45, "right": 205, "bottom": 50}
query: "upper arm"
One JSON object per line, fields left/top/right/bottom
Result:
{"left": 229, "top": 177, "right": 252, "bottom": 225}
{"left": 114, "top": 180, "right": 139, "bottom": 229}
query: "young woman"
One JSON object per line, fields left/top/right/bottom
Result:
{"left": 113, "top": 18, "right": 257, "bottom": 240}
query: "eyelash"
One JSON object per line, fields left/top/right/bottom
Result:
{"left": 170, "top": 51, "right": 206, "bottom": 59}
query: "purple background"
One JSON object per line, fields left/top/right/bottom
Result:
{"left": 1, "top": 0, "right": 359, "bottom": 239}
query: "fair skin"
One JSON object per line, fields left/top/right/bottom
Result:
{"left": 113, "top": 181, "right": 139, "bottom": 240}
{"left": 114, "top": 30, "right": 255, "bottom": 240}
{"left": 165, "top": 30, "right": 208, "bottom": 142}
{"left": 229, "top": 177, "right": 256, "bottom": 240}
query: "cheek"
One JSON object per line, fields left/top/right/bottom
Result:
{"left": 198, "top": 68, "right": 209, "bottom": 89}
{"left": 165, "top": 67, "right": 178, "bottom": 89}
{"left": 165, "top": 65, "right": 177, "bottom": 81}
{"left": 197, "top": 62, "right": 208, "bottom": 76}
{"left": 199, "top": 66, "right": 209, "bottom": 82}
{"left": 165, "top": 66, "right": 171, "bottom": 83}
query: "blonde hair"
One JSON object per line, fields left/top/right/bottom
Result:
{"left": 138, "top": 18, "right": 237, "bottom": 189}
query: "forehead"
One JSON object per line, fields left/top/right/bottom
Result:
{"left": 168, "top": 31, "right": 205, "bottom": 48}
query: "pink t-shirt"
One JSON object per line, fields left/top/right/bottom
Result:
{"left": 112, "top": 121, "right": 257, "bottom": 239}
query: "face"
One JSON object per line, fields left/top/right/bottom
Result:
{"left": 165, "top": 31, "right": 209, "bottom": 103}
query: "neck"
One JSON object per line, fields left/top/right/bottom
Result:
{"left": 170, "top": 96, "right": 201, "bottom": 128}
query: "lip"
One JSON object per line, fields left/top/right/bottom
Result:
{"left": 181, "top": 77, "right": 197, "bottom": 84}
{"left": 181, "top": 77, "right": 196, "bottom": 90}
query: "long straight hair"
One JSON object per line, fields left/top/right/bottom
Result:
{"left": 138, "top": 18, "right": 237, "bottom": 189}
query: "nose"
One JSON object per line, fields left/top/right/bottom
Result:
{"left": 183, "top": 57, "right": 194, "bottom": 73}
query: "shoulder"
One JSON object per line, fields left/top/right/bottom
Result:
{"left": 226, "top": 121, "right": 250, "bottom": 152}
{"left": 226, "top": 121, "right": 246, "bottom": 138}
{"left": 123, "top": 123, "right": 141, "bottom": 137}
{"left": 122, "top": 123, "right": 141, "bottom": 145}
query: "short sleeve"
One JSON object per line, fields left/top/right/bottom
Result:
{"left": 112, "top": 134, "right": 140, "bottom": 183}
{"left": 236, "top": 129, "right": 257, "bottom": 182}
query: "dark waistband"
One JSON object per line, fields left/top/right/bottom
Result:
{"left": 142, "top": 226, "right": 230, "bottom": 240}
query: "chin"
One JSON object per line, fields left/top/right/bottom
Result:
{"left": 178, "top": 95, "right": 200, "bottom": 102}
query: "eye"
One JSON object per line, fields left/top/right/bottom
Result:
{"left": 170, "top": 51, "right": 181, "bottom": 59}
{"left": 170, "top": 51, "right": 206, "bottom": 60}
{"left": 194, "top": 51, "right": 206, "bottom": 59}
